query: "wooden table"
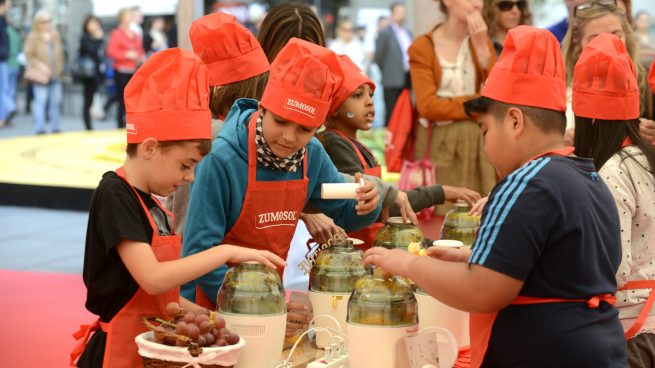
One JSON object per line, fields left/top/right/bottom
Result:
{"left": 281, "top": 339, "right": 324, "bottom": 367}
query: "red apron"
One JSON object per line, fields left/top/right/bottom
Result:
{"left": 469, "top": 146, "right": 619, "bottom": 367}
{"left": 71, "top": 167, "right": 181, "bottom": 367}
{"left": 195, "top": 113, "right": 309, "bottom": 309}
{"left": 327, "top": 128, "right": 384, "bottom": 249}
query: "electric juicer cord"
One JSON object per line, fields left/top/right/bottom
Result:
{"left": 275, "top": 315, "right": 346, "bottom": 368}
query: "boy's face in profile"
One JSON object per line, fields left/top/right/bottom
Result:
{"left": 144, "top": 141, "right": 204, "bottom": 197}
{"left": 259, "top": 108, "right": 319, "bottom": 158}
{"left": 477, "top": 110, "right": 519, "bottom": 178}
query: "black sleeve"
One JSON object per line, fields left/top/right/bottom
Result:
{"left": 321, "top": 133, "right": 366, "bottom": 175}
{"left": 388, "top": 184, "right": 445, "bottom": 217}
{"left": 94, "top": 178, "right": 152, "bottom": 254}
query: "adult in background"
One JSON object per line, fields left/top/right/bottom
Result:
{"left": 24, "top": 10, "right": 64, "bottom": 134}
{"left": 106, "top": 7, "right": 144, "bottom": 129}
{"left": 5, "top": 13, "right": 21, "bottom": 127}
{"left": 78, "top": 15, "right": 104, "bottom": 131}
{"left": 409, "top": 0, "right": 496, "bottom": 215}
{"left": 0, "top": 0, "right": 9, "bottom": 129}
{"left": 635, "top": 10, "right": 655, "bottom": 67}
{"left": 548, "top": 0, "right": 632, "bottom": 43}
{"left": 143, "top": 17, "right": 168, "bottom": 56}
{"left": 329, "top": 19, "right": 366, "bottom": 71}
{"left": 374, "top": 2, "right": 412, "bottom": 126}
{"left": 482, "top": 0, "right": 532, "bottom": 55}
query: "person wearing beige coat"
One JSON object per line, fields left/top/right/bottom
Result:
{"left": 23, "top": 10, "right": 64, "bottom": 134}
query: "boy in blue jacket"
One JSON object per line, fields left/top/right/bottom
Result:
{"left": 183, "top": 39, "right": 381, "bottom": 326}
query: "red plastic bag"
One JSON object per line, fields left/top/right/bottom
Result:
{"left": 384, "top": 89, "right": 416, "bottom": 173}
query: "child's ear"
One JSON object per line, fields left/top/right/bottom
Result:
{"left": 507, "top": 107, "right": 525, "bottom": 136}
{"left": 139, "top": 138, "right": 159, "bottom": 159}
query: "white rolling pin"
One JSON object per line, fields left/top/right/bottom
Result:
{"left": 321, "top": 179, "right": 365, "bottom": 199}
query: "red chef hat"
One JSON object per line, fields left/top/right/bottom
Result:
{"left": 189, "top": 11, "right": 270, "bottom": 86}
{"left": 260, "top": 38, "right": 339, "bottom": 127}
{"left": 482, "top": 25, "right": 566, "bottom": 112}
{"left": 328, "top": 54, "right": 376, "bottom": 116}
{"left": 648, "top": 60, "right": 655, "bottom": 95}
{"left": 573, "top": 33, "right": 639, "bottom": 120}
{"left": 125, "top": 48, "right": 212, "bottom": 144}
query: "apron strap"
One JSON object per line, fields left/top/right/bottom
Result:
{"left": 328, "top": 129, "right": 375, "bottom": 170}
{"left": 70, "top": 319, "right": 109, "bottom": 366}
{"left": 115, "top": 167, "right": 160, "bottom": 234}
{"left": 512, "top": 293, "right": 616, "bottom": 308}
{"left": 619, "top": 280, "right": 655, "bottom": 339}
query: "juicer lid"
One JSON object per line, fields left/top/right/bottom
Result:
{"left": 386, "top": 217, "right": 406, "bottom": 224}
{"left": 433, "top": 240, "right": 464, "bottom": 248}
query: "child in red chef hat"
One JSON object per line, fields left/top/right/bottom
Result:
{"left": 71, "top": 48, "right": 284, "bottom": 368}
{"left": 317, "top": 54, "right": 480, "bottom": 248}
{"left": 363, "top": 26, "right": 627, "bottom": 367}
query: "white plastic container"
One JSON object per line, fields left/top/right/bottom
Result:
{"left": 415, "top": 290, "right": 470, "bottom": 348}
{"left": 219, "top": 313, "right": 286, "bottom": 368}
{"left": 308, "top": 291, "right": 350, "bottom": 347}
{"left": 347, "top": 323, "right": 415, "bottom": 368}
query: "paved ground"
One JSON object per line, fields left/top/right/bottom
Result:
{"left": 0, "top": 87, "right": 114, "bottom": 275}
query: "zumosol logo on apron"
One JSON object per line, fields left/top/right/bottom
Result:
{"left": 255, "top": 210, "right": 298, "bottom": 229}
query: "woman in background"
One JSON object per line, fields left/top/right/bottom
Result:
{"left": 409, "top": 0, "right": 496, "bottom": 215}
{"left": 482, "top": 0, "right": 532, "bottom": 56}
{"left": 24, "top": 10, "right": 64, "bottom": 134}
{"left": 144, "top": 17, "right": 168, "bottom": 56}
{"left": 78, "top": 15, "right": 104, "bottom": 131}
{"left": 106, "top": 7, "right": 144, "bottom": 129}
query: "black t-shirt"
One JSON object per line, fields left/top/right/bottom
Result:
{"left": 77, "top": 171, "right": 172, "bottom": 368}
{"left": 469, "top": 156, "right": 627, "bottom": 367}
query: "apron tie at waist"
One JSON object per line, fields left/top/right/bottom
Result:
{"left": 70, "top": 319, "right": 107, "bottom": 366}
{"left": 511, "top": 293, "right": 616, "bottom": 308}
{"left": 618, "top": 280, "right": 655, "bottom": 339}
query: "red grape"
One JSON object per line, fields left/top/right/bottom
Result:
{"left": 166, "top": 302, "right": 181, "bottom": 318}
{"left": 187, "top": 324, "right": 200, "bottom": 341}
{"left": 175, "top": 321, "right": 188, "bottom": 335}
{"left": 225, "top": 333, "right": 239, "bottom": 345}
{"left": 214, "top": 317, "right": 226, "bottom": 330}
{"left": 198, "top": 320, "right": 210, "bottom": 334}
{"left": 183, "top": 312, "right": 196, "bottom": 324}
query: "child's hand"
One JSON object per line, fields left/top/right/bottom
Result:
{"left": 426, "top": 246, "right": 471, "bottom": 263}
{"left": 354, "top": 172, "right": 380, "bottom": 215}
{"left": 363, "top": 247, "right": 415, "bottom": 279}
{"left": 286, "top": 301, "right": 311, "bottom": 337}
{"left": 300, "top": 213, "right": 346, "bottom": 245}
{"left": 395, "top": 191, "right": 418, "bottom": 225}
{"left": 222, "top": 245, "right": 286, "bottom": 269}
{"left": 468, "top": 196, "right": 488, "bottom": 216}
{"left": 443, "top": 185, "right": 481, "bottom": 206}
{"left": 639, "top": 118, "right": 655, "bottom": 144}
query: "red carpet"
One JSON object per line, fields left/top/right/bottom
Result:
{"left": 0, "top": 270, "right": 94, "bottom": 367}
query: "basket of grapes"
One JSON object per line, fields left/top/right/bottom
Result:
{"left": 135, "top": 302, "right": 245, "bottom": 368}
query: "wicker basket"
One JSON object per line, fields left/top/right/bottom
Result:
{"left": 135, "top": 331, "right": 245, "bottom": 368}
